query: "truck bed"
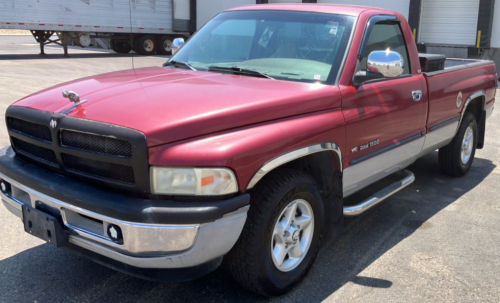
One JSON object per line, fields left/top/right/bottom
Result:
{"left": 422, "top": 56, "right": 497, "bottom": 132}
{"left": 421, "top": 55, "right": 493, "bottom": 76}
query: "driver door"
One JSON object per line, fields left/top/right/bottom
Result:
{"left": 342, "top": 19, "right": 426, "bottom": 196}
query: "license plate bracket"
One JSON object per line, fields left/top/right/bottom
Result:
{"left": 22, "top": 205, "right": 68, "bottom": 247}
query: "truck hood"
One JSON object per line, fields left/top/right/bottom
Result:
{"left": 12, "top": 67, "right": 341, "bottom": 147}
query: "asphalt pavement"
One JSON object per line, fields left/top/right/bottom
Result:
{"left": 1, "top": 35, "right": 500, "bottom": 303}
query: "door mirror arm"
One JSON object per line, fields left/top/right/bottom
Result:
{"left": 352, "top": 71, "right": 384, "bottom": 86}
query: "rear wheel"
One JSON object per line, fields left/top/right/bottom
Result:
{"left": 133, "top": 35, "right": 156, "bottom": 56}
{"left": 439, "top": 113, "right": 478, "bottom": 177}
{"left": 227, "top": 169, "right": 324, "bottom": 296}
{"left": 156, "top": 35, "right": 173, "bottom": 55}
{"left": 110, "top": 39, "right": 132, "bottom": 54}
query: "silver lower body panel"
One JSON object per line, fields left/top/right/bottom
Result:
{"left": 343, "top": 137, "right": 425, "bottom": 198}
{"left": 419, "top": 121, "right": 459, "bottom": 156}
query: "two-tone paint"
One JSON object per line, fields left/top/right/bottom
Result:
{"left": 8, "top": 4, "right": 498, "bottom": 198}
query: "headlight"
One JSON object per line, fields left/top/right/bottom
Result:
{"left": 150, "top": 167, "right": 238, "bottom": 196}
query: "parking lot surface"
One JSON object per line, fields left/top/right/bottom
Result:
{"left": 1, "top": 35, "right": 500, "bottom": 303}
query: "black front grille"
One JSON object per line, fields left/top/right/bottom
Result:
{"left": 11, "top": 137, "right": 58, "bottom": 165}
{"left": 7, "top": 117, "right": 52, "bottom": 142}
{"left": 61, "top": 130, "right": 132, "bottom": 157}
{"left": 6, "top": 107, "right": 149, "bottom": 193}
{"left": 62, "top": 154, "right": 135, "bottom": 184}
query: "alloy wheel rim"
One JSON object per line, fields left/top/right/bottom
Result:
{"left": 461, "top": 125, "right": 474, "bottom": 164}
{"left": 271, "top": 199, "right": 314, "bottom": 272}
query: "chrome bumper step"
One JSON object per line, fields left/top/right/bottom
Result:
{"left": 343, "top": 170, "right": 415, "bottom": 216}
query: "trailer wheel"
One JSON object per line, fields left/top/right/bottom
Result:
{"left": 111, "top": 39, "right": 132, "bottom": 54}
{"left": 156, "top": 36, "right": 173, "bottom": 55}
{"left": 133, "top": 35, "right": 156, "bottom": 56}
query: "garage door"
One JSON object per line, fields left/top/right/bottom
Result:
{"left": 419, "top": 0, "right": 480, "bottom": 46}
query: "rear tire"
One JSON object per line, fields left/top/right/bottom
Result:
{"left": 156, "top": 35, "right": 173, "bottom": 55}
{"left": 133, "top": 35, "right": 156, "bottom": 56}
{"left": 227, "top": 169, "right": 324, "bottom": 296}
{"left": 439, "top": 113, "right": 478, "bottom": 177}
{"left": 110, "top": 39, "right": 132, "bottom": 54}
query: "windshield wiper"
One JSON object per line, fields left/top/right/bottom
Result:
{"left": 163, "top": 60, "right": 197, "bottom": 71}
{"left": 208, "top": 66, "right": 274, "bottom": 80}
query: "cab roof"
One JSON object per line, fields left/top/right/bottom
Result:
{"left": 226, "top": 3, "right": 394, "bottom": 17}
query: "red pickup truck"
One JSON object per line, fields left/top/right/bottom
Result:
{"left": 0, "top": 4, "right": 497, "bottom": 296}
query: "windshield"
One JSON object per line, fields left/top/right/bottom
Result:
{"left": 170, "top": 10, "right": 355, "bottom": 84}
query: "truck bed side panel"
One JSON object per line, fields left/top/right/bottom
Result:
{"left": 0, "top": 0, "right": 177, "bottom": 34}
{"left": 423, "top": 63, "right": 497, "bottom": 129}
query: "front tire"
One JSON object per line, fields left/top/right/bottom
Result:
{"left": 227, "top": 169, "right": 324, "bottom": 296}
{"left": 439, "top": 113, "right": 478, "bottom": 177}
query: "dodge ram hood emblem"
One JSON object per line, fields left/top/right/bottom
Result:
{"left": 62, "top": 90, "right": 87, "bottom": 107}
{"left": 61, "top": 90, "right": 88, "bottom": 114}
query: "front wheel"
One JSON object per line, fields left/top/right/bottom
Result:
{"left": 227, "top": 169, "right": 324, "bottom": 296}
{"left": 439, "top": 113, "right": 478, "bottom": 177}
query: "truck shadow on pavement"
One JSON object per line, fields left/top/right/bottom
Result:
{"left": 0, "top": 152, "right": 495, "bottom": 302}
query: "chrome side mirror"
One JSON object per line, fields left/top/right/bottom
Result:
{"left": 367, "top": 50, "right": 404, "bottom": 78}
{"left": 172, "top": 37, "right": 185, "bottom": 55}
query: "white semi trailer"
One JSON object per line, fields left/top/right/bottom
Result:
{"left": 0, "top": 0, "right": 193, "bottom": 56}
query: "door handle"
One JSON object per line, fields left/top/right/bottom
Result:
{"left": 412, "top": 90, "right": 422, "bottom": 101}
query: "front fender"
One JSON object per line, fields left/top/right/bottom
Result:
{"left": 148, "top": 109, "right": 346, "bottom": 192}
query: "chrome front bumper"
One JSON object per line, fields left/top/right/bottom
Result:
{"left": 1, "top": 172, "right": 248, "bottom": 269}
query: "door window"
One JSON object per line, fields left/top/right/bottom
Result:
{"left": 361, "top": 23, "right": 411, "bottom": 75}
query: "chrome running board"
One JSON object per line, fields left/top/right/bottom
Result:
{"left": 343, "top": 170, "right": 415, "bottom": 216}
